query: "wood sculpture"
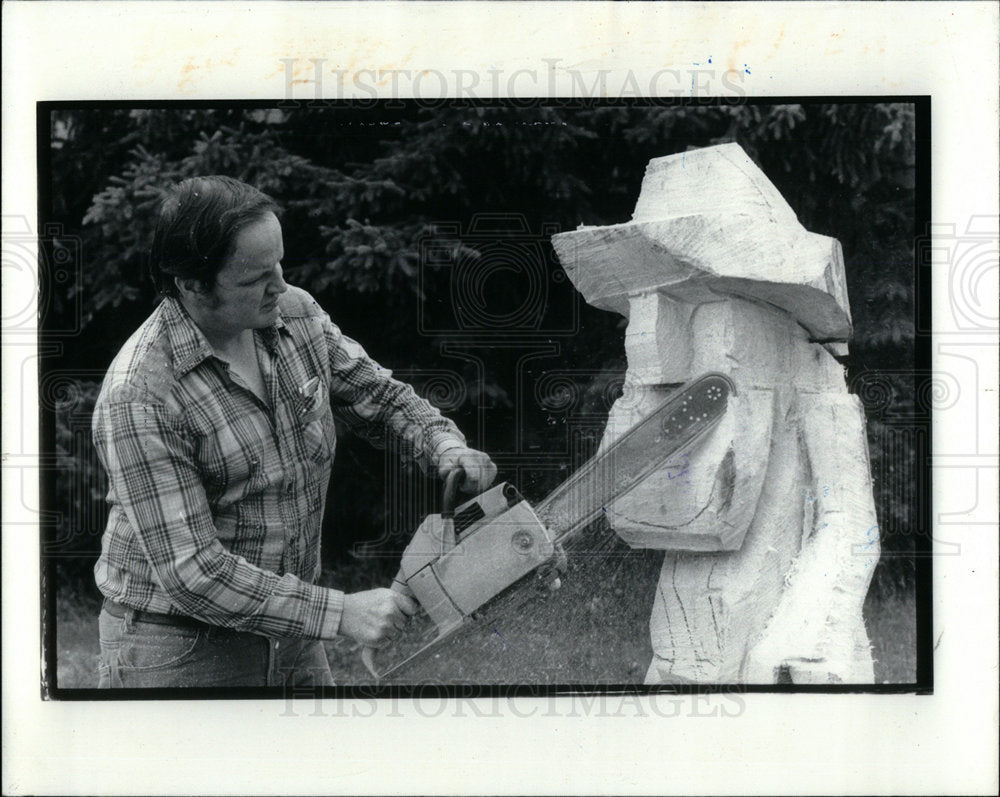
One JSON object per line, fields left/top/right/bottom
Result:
{"left": 552, "top": 143, "right": 879, "bottom": 684}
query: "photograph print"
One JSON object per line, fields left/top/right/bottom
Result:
{"left": 37, "top": 100, "right": 928, "bottom": 694}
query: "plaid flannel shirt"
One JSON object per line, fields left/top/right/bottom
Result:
{"left": 92, "top": 286, "right": 465, "bottom": 639}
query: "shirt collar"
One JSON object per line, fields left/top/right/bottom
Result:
{"left": 257, "top": 315, "right": 287, "bottom": 355}
{"left": 162, "top": 297, "right": 289, "bottom": 378}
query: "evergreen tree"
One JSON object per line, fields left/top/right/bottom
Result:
{"left": 44, "top": 102, "right": 920, "bottom": 582}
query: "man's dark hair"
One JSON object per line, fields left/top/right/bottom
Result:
{"left": 149, "top": 176, "right": 281, "bottom": 298}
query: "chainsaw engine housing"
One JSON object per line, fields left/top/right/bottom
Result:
{"left": 398, "top": 483, "right": 557, "bottom": 635}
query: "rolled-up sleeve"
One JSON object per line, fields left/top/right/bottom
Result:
{"left": 95, "top": 385, "right": 344, "bottom": 639}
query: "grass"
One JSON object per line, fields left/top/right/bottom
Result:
{"left": 53, "top": 556, "right": 917, "bottom": 689}
{"left": 53, "top": 572, "right": 105, "bottom": 691}
{"left": 864, "top": 575, "right": 919, "bottom": 684}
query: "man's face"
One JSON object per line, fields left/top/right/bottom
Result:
{"left": 200, "top": 212, "right": 288, "bottom": 332}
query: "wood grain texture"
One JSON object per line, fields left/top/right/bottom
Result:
{"left": 553, "top": 144, "right": 879, "bottom": 684}
{"left": 743, "top": 393, "right": 879, "bottom": 683}
{"left": 645, "top": 386, "right": 805, "bottom": 683}
{"left": 551, "top": 143, "right": 853, "bottom": 341}
{"left": 630, "top": 144, "right": 801, "bottom": 225}
{"left": 606, "top": 387, "right": 774, "bottom": 552}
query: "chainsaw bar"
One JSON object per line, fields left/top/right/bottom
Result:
{"left": 536, "top": 372, "right": 735, "bottom": 543}
{"left": 369, "top": 372, "right": 735, "bottom": 682}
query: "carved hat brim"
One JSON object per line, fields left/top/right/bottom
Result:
{"left": 550, "top": 143, "right": 853, "bottom": 342}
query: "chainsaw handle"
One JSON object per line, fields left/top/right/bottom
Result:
{"left": 441, "top": 468, "right": 464, "bottom": 519}
{"left": 365, "top": 470, "right": 464, "bottom": 680}
{"left": 360, "top": 575, "right": 418, "bottom": 682}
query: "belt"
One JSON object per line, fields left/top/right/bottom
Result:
{"left": 102, "top": 598, "right": 211, "bottom": 631}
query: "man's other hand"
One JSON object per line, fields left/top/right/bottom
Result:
{"left": 437, "top": 446, "right": 497, "bottom": 494}
{"left": 340, "top": 588, "right": 418, "bottom": 648}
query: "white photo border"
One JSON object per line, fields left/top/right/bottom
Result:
{"left": 3, "top": 3, "right": 998, "bottom": 795}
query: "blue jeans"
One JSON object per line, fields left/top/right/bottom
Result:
{"left": 97, "top": 607, "right": 334, "bottom": 688}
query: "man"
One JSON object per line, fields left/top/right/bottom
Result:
{"left": 92, "top": 175, "right": 496, "bottom": 687}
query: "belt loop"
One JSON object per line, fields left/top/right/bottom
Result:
{"left": 123, "top": 606, "right": 136, "bottom": 632}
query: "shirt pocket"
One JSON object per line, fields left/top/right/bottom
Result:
{"left": 297, "top": 382, "right": 335, "bottom": 465}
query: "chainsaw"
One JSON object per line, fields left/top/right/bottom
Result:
{"left": 361, "top": 371, "right": 735, "bottom": 680}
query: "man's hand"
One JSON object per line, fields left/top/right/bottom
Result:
{"left": 437, "top": 446, "right": 497, "bottom": 494}
{"left": 339, "top": 588, "right": 418, "bottom": 648}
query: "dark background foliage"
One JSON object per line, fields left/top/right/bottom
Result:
{"left": 42, "top": 102, "right": 922, "bottom": 590}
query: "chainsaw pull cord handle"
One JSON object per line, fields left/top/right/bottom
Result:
{"left": 441, "top": 468, "right": 464, "bottom": 520}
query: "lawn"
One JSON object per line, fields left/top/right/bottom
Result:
{"left": 53, "top": 558, "right": 916, "bottom": 689}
